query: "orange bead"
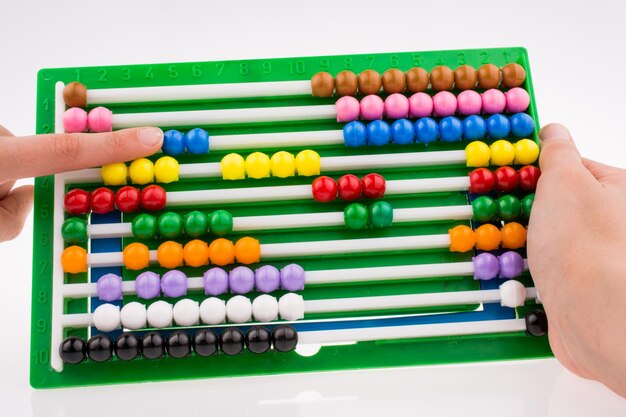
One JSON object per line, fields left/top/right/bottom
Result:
{"left": 501, "top": 222, "right": 527, "bottom": 249}
{"left": 475, "top": 224, "right": 501, "bottom": 251}
{"left": 234, "top": 236, "right": 261, "bottom": 264}
{"left": 157, "top": 241, "right": 184, "bottom": 269}
{"left": 208, "top": 238, "right": 235, "bottom": 266}
{"left": 448, "top": 225, "right": 476, "bottom": 252}
{"left": 123, "top": 242, "right": 150, "bottom": 270}
{"left": 183, "top": 239, "right": 210, "bottom": 267}
{"left": 61, "top": 246, "right": 87, "bottom": 274}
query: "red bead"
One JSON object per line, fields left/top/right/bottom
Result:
{"left": 115, "top": 186, "right": 141, "bottom": 213}
{"left": 311, "top": 176, "right": 337, "bottom": 203}
{"left": 140, "top": 185, "right": 167, "bottom": 211}
{"left": 337, "top": 174, "right": 362, "bottom": 201}
{"left": 64, "top": 189, "right": 90, "bottom": 215}
{"left": 468, "top": 168, "right": 495, "bottom": 194}
{"left": 361, "top": 173, "right": 386, "bottom": 199}
{"left": 518, "top": 165, "right": 541, "bottom": 192}
{"left": 90, "top": 187, "right": 115, "bottom": 214}
{"left": 494, "top": 166, "right": 519, "bottom": 193}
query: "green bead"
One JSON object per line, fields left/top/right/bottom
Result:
{"left": 61, "top": 217, "right": 87, "bottom": 243}
{"left": 521, "top": 193, "right": 535, "bottom": 219}
{"left": 344, "top": 203, "right": 369, "bottom": 230}
{"left": 183, "top": 210, "right": 209, "bottom": 238}
{"left": 369, "top": 201, "right": 393, "bottom": 228}
{"left": 209, "top": 210, "right": 233, "bottom": 236}
{"left": 497, "top": 195, "right": 522, "bottom": 221}
{"left": 472, "top": 196, "right": 498, "bottom": 222}
{"left": 157, "top": 212, "right": 183, "bottom": 238}
{"left": 131, "top": 214, "right": 157, "bottom": 239}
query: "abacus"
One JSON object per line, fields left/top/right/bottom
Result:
{"left": 31, "top": 48, "right": 551, "bottom": 389}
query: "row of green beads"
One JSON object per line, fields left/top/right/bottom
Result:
{"left": 344, "top": 201, "right": 394, "bottom": 230}
{"left": 472, "top": 193, "right": 534, "bottom": 222}
{"left": 132, "top": 210, "right": 233, "bottom": 239}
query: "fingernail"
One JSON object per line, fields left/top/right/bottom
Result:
{"left": 539, "top": 123, "right": 571, "bottom": 143}
{"left": 138, "top": 127, "right": 163, "bottom": 146}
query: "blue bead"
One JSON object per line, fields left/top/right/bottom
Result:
{"left": 343, "top": 121, "right": 367, "bottom": 147}
{"left": 415, "top": 118, "right": 438, "bottom": 144}
{"left": 390, "top": 119, "right": 415, "bottom": 145}
{"left": 162, "top": 130, "right": 185, "bottom": 156}
{"left": 486, "top": 114, "right": 511, "bottom": 139}
{"left": 367, "top": 120, "right": 391, "bottom": 146}
{"left": 462, "top": 115, "right": 487, "bottom": 140}
{"left": 439, "top": 117, "right": 463, "bottom": 142}
{"left": 185, "top": 128, "right": 210, "bottom": 154}
{"left": 509, "top": 113, "right": 535, "bottom": 138}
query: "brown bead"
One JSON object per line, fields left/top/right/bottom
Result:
{"left": 477, "top": 64, "right": 500, "bottom": 89}
{"left": 406, "top": 67, "right": 429, "bottom": 93}
{"left": 502, "top": 63, "right": 526, "bottom": 88}
{"left": 63, "top": 82, "right": 87, "bottom": 107}
{"left": 382, "top": 68, "right": 406, "bottom": 93}
{"left": 311, "top": 72, "right": 334, "bottom": 97}
{"left": 430, "top": 66, "right": 454, "bottom": 91}
{"left": 454, "top": 65, "right": 477, "bottom": 90}
{"left": 334, "top": 71, "right": 358, "bottom": 96}
{"left": 357, "top": 70, "right": 381, "bottom": 95}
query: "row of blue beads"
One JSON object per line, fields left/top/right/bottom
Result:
{"left": 162, "top": 128, "right": 210, "bottom": 155}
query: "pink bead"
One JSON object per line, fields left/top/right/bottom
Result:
{"left": 408, "top": 93, "right": 433, "bottom": 118}
{"left": 63, "top": 108, "right": 88, "bottom": 133}
{"left": 336, "top": 96, "right": 360, "bottom": 122}
{"left": 384, "top": 93, "right": 409, "bottom": 119}
{"left": 505, "top": 87, "right": 530, "bottom": 113}
{"left": 457, "top": 90, "right": 482, "bottom": 115}
{"left": 432, "top": 91, "right": 457, "bottom": 117}
{"left": 360, "top": 95, "right": 385, "bottom": 120}
{"left": 88, "top": 106, "right": 113, "bottom": 133}
{"left": 481, "top": 89, "right": 506, "bottom": 114}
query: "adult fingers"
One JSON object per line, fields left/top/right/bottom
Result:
{"left": 0, "top": 180, "right": 16, "bottom": 200}
{"left": 538, "top": 123, "right": 584, "bottom": 176}
{"left": 0, "top": 185, "right": 34, "bottom": 242}
{"left": 582, "top": 158, "right": 626, "bottom": 188}
{"left": 0, "top": 124, "right": 14, "bottom": 136}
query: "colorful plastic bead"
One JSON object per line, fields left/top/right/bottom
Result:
{"left": 154, "top": 156, "right": 179, "bottom": 183}
{"left": 432, "top": 91, "right": 457, "bottom": 117}
{"left": 209, "top": 210, "right": 233, "bottom": 236}
{"left": 255, "top": 265, "right": 281, "bottom": 293}
{"left": 92, "top": 304, "right": 121, "bottom": 332}
{"left": 183, "top": 239, "right": 209, "bottom": 267}
{"left": 204, "top": 267, "right": 229, "bottom": 295}
{"left": 114, "top": 333, "right": 140, "bottom": 361}
{"left": 91, "top": 187, "right": 115, "bottom": 214}
{"left": 510, "top": 113, "right": 535, "bottom": 138}
{"left": 525, "top": 310, "right": 548, "bottom": 337}
{"left": 454, "top": 64, "right": 477, "bottom": 90}
{"left": 499, "top": 251, "right": 524, "bottom": 279}
{"left": 367, "top": 120, "right": 391, "bottom": 146}
{"left": 167, "top": 330, "right": 191, "bottom": 358}
{"left": 337, "top": 174, "right": 362, "bottom": 201}
{"left": 270, "top": 151, "right": 296, "bottom": 178}
{"left": 139, "top": 184, "right": 166, "bottom": 212}
{"left": 208, "top": 238, "right": 235, "bottom": 266}
{"left": 311, "top": 71, "right": 334, "bottom": 97}
{"left": 146, "top": 301, "right": 173, "bottom": 329}
{"left": 132, "top": 213, "right": 157, "bottom": 239}
{"left": 415, "top": 117, "right": 438, "bottom": 144}
{"left": 391, "top": 119, "right": 415, "bottom": 145}
{"left": 101, "top": 162, "right": 128, "bottom": 186}
{"left": 494, "top": 166, "right": 519, "bottom": 193}
{"left": 519, "top": 166, "right": 540, "bottom": 192}
{"left": 183, "top": 211, "right": 209, "bottom": 237}
{"left": 115, "top": 186, "right": 141, "bottom": 213}
{"left": 501, "top": 222, "right": 527, "bottom": 249}
{"left": 244, "top": 152, "right": 271, "bottom": 179}
{"left": 221, "top": 153, "right": 246, "bottom": 180}
{"left": 220, "top": 328, "right": 245, "bottom": 355}
{"left": 439, "top": 116, "right": 463, "bottom": 142}
{"left": 406, "top": 67, "right": 430, "bottom": 92}
{"left": 61, "top": 246, "right": 87, "bottom": 274}
{"left": 162, "top": 130, "right": 185, "bottom": 156}
{"left": 369, "top": 201, "right": 393, "bottom": 228}
{"left": 335, "top": 96, "right": 360, "bottom": 122}
{"left": 357, "top": 69, "right": 382, "bottom": 95}
{"left": 272, "top": 325, "right": 298, "bottom": 352}
{"left": 161, "top": 270, "right": 187, "bottom": 297}
{"left": 477, "top": 64, "right": 501, "bottom": 89}
{"left": 489, "top": 140, "right": 515, "bottom": 166}
{"left": 128, "top": 158, "right": 154, "bottom": 185}
{"left": 63, "top": 108, "right": 88, "bottom": 133}
{"left": 295, "top": 150, "right": 321, "bottom": 176}
{"left": 157, "top": 212, "right": 183, "bottom": 238}
{"left": 141, "top": 331, "right": 164, "bottom": 359}
{"left": 502, "top": 63, "right": 526, "bottom": 88}
{"left": 157, "top": 241, "right": 184, "bottom": 269}
{"left": 63, "top": 82, "right": 87, "bottom": 108}
{"left": 469, "top": 168, "right": 495, "bottom": 194}
{"left": 235, "top": 236, "right": 261, "bottom": 264}
{"left": 384, "top": 93, "right": 409, "bottom": 119}
{"left": 457, "top": 90, "right": 482, "bottom": 115}
{"left": 360, "top": 95, "right": 384, "bottom": 120}
{"left": 87, "top": 334, "right": 113, "bottom": 362}
{"left": 473, "top": 253, "right": 500, "bottom": 280}
{"left": 121, "top": 302, "right": 148, "bottom": 330}
{"left": 408, "top": 92, "right": 433, "bottom": 118}
{"left": 64, "top": 188, "right": 90, "bottom": 215}
{"left": 200, "top": 297, "right": 226, "bottom": 325}
{"left": 226, "top": 295, "right": 252, "bottom": 323}
{"left": 61, "top": 218, "right": 87, "bottom": 243}
{"left": 362, "top": 173, "right": 386, "bottom": 199}
{"left": 465, "top": 141, "right": 491, "bottom": 167}
{"left": 97, "top": 273, "right": 122, "bottom": 302}
{"left": 497, "top": 195, "right": 522, "bottom": 221}
{"left": 481, "top": 89, "right": 506, "bottom": 114}
{"left": 87, "top": 107, "right": 112, "bottom": 132}
{"left": 344, "top": 203, "right": 369, "bottom": 230}
{"left": 382, "top": 68, "right": 406, "bottom": 93}
{"left": 486, "top": 114, "right": 511, "bottom": 139}
{"left": 343, "top": 121, "right": 367, "bottom": 147}
{"left": 60, "top": 336, "right": 86, "bottom": 364}
{"left": 280, "top": 264, "right": 305, "bottom": 291}
{"left": 449, "top": 225, "right": 476, "bottom": 252}
{"left": 462, "top": 115, "right": 487, "bottom": 141}
{"left": 185, "top": 128, "right": 209, "bottom": 154}
{"left": 278, "top": 293, "right": 305, "bottom": 320}
{"left": 123, "top": 242, "right": 150, "bottom": 270}
{"left": 135, "top": 271, "right": 161, "bottom": 299}
{"left": 193, "top": 329, "right": 218, "bottom": 356}
{"left": 505, "top": 87, "right": 530, "bottom": 113}
{"left": 334, "top": 70, "right": 358, "bottom": 96}
{"left": 312, "top": 176, "right": 337, "bottom": 203}
{"left": 475, "top": 224, "right": 501, "bottom": 251}
{"left": 229, "top": 266, "right": 255, "bottom": 294}
{"left": 246, "top": 326, "right": 272, "bottom": 353}
{"left": 430, "top": 66, "right": 454, "bottom": 91}
{"left": 472, "top": 196, "right": 498, "bottom": 222}
{"left": 514, "top": 139, "right": 539, "bottom": 165}
{"left": 521, "top": 193, "right": 535, "bottom": 219}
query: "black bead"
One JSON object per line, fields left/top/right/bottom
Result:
{"left": 272, "top": 325, "right": 298, "bottom": 352}
{"left": 114, "top": 333, "right": 140, "bottom": 361}
{"left": 219, "top": 328, "right": 244, "bottom": 356}
{"left": 525, "top": 310, "right": 549, "bottom": 337}
{"left": 167, "top": 331, "right": 191, "bottom": 358}
{"left": 59, "top": 336, "right": 86, "bottom": 364}
{"left": 141, "top": 331, "right": 165, "bottom": 359}
{"left": 193, "top": 329, "right": 218, "bottom": 357}
{"left": 246, "top": 326, "right": 271, "bottom": 354}
{"left": 87, "top": 334, "right": 112, "bottom": 362}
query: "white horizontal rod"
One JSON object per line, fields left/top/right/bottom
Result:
{"left": 209, "top": 130, "right": 343, "bottom": 151}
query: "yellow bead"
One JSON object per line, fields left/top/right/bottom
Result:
{"left": 295, "top": 150, "right": 321, "bottom": 176}
{"left": 154, "top": 156, "right": 179, "bottom": 183}
{"left": 270, "top": 151, "right": 296, "bottom": 178}
{"left": 101, "top": 162, "right": 127, "bottom": 186}
{"left": 129, "top": 158, "right": 155, "bottom": 185}
{"left": 490, "top": 140, "right": 515, "bottom": 166}
{"left": 465, "top": 141, "right": 491, "bottom": 167}
{"left": 514, "top": 139, "right": 540, "bottom": 165}
{"left": 245, "top": 152, "right": 271, "bottom": 179}
{"left": 221, "top": 153, "right": 246, "bottom": 180}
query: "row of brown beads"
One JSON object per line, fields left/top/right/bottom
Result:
{"left": 310, "top": 63, "right": 526, "bottom": 97}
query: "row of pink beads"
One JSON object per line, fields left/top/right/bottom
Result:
{"left": 63, "top": 107, "right": 113, "bottom": 133}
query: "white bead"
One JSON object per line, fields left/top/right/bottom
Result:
{"left": 225, "top": 295, "right": 252, "bottom": 323}
{"left": 120, "top": 302, "right": 147, "bottom": 330}
{"left": 92, "top": 304, "right": 121, "bottom": 332}
{"left": 147, "top": 300, "right": 173, "bottom": 328}
{"left": 199, "top": 298, "right": 226, "bottom": 325}
{"left": 252, "top": 294, "right": 278, "bottom": 322}
{"left": 173, "top": 299, "right": 200, "bottom": 326}
{"left": 278, "top": 293, "right": 305, "bottom": 321}
{"left": 499, "top": 280, "right": 527, "bottom": 308}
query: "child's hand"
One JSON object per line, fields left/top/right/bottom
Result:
{"left": 0, "top": 125, "right": 163, "bottom": 242}
{"left": 528, "top": 123, "right": 626, "bottom": 397}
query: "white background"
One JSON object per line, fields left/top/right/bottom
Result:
{"left": 1, "top": 1, "right": 625, "bottom": 416}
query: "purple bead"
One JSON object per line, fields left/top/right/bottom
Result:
{"left": 96, "top": 273, "right": 122, "bottom": 301}
{"left": 135, "top": 271, "right": 161, "bottom": 299}
{"left": 203, "top": 267, "right": 228, "bottom": 296}
{"left": 499, "top": 251, "right": 524, "bottom": 279}
{"left": 255, "top": 265, "right": 280, "bottom": 293}
{"left": 229, "top": 266, "right": 255, "bottom": 294}
{"left": 472, "top": 253, "right": 500, "bottom": 280}
{"left": 280, "top": 264, "right": 305, "bottom": 291}
{"left": 161, "top": 270, "right": 188, "bottom": 298}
